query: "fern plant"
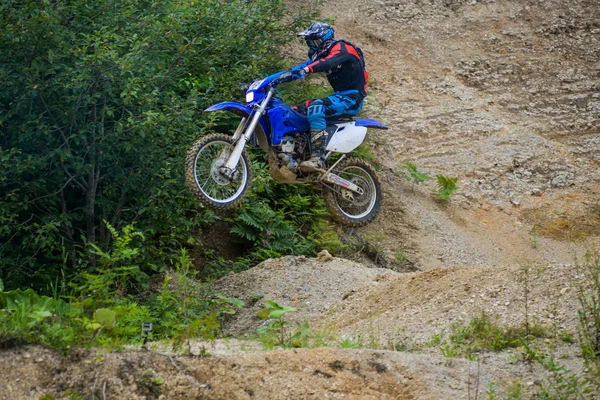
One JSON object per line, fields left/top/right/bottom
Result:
{"left": 230, "top": 199, "right": 298, "bottom": 253}
{"left": 436, "top": 175, "right": 459, "bottom": 200}
{"left": 79, "top": 222, "right": 151, "bottom": 306}
{"left": 400, "top": 162, "right": 432, "bottom": 187}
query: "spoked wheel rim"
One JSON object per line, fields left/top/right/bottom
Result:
{"left": 193, "top": 139, "right": 248, "bottom": 204}
{"left": 332, "top": 166, "right": 377, "bottom": 219}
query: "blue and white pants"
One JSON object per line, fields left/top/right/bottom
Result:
{"left": 294, "top": 90, "right": 364, "bottom": 131}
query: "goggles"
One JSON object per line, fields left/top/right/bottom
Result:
{"left": 305, "top": 38, "right": 323, "bottom": 50}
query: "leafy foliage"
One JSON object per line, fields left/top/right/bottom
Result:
{"left": 77, "top": 222, "right": 153, "bottom": 306}
{"left": 576, "top": 251, "right": 600, "bottom": 388}
{"left": 256, "top": 300, "right": 300, "bottom": 349}
{"left": 429, "top": 311, "right": 547, "bottom": 360}
{"left": 436, "top": 175, "right": 459, "bottom": 200}
{"left": 0, "top": 225, "right": 243, "bottom": 350}
{"left": 398, "top": 163, "right": 459, "bottom": 200}
{"left": 230, "top": 199, "right": 298, "bottom": 253}
{"left": 0, "top": 282, "right": 78, "bottom": 349}
{"left": 0, "top": 0, "right": 318, "bottom": 291}
{"left": 400, "top": 162, "right": 433, "bottom": 185}
{"left": 218, "top": 152, "right": 345, "bottom": 276}
{"left": 521, "top": 342, "right": 596, "bottom": 399}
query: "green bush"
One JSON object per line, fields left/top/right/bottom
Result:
{"left": 0, "top": 283, "right": 79, "bottom": 349}
{"left": 0, "top": 0, "right": 318, "bottom": 291}
{"left": 0, "top": 225, "right": 244, "bottom": 351}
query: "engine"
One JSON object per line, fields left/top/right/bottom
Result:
{"left": 277, "top": 134, "right": 306, "bottom": 173}
{"left": 280, "top": 135, "right": 296, "bottom": 154}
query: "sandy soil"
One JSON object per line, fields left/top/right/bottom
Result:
{"left": 0, "top": 345, "right": 564, "bottom": 400}
{"left": 1, "top": 0, "right": 599, "bottom": 398}
{"left": 323, "top": 0, "right": 600, "bottom": 270}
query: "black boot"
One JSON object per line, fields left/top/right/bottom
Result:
{"left": 299, "top": 129, "right": 327, "bottom": 172}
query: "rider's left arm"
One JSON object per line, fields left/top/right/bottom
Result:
{"left": 303, "top": 43, "right": 354, "bottom": 74}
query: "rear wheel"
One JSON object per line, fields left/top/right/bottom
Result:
{"left": 185, "top": 133, "right": 251, "bottom": 209}
{"left": 323, "top": 158, "right": 382, "bottom": 226}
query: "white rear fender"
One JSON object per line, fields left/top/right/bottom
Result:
{"left": 325, "top": 122, "right": 367, "bottom": 153}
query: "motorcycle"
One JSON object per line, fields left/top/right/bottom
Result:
{"left": 185, "top": 70, "right": 388, "bottom": 227}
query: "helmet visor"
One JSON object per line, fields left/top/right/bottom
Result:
{"left": 305, "top": 38, "right": 323, "bottom": 50}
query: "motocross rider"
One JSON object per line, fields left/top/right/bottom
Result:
{"left": 276, "top": 22, "right": 368, "bottom": 172}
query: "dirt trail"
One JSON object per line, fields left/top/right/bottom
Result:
{"left": 2, "top": 0, "right": 599, "bottom": 399}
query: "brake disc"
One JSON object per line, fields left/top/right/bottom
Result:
{"left": 210, "top": 158, "right": 231, "bottom": 186}
{"left": 345, "top": 177, "right": 370, "bottom": 207}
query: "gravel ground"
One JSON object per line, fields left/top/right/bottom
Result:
{"left": 213, "top": 256, "right": 397, "bottom": 337}
{"left": 0, "top": 345, "right": 564, "bottom": 400}
{"left": 2, "top": 0, "right": 599, "bottom": 398}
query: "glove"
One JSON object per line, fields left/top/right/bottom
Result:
{"left": 292, "top": 68, "right": 306, "bottom": 80}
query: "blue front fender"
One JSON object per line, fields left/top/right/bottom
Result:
{"left": 204, "top": 102, "right": 270, "bottom": 149}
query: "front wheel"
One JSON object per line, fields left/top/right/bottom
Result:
{"left": 323, "top": 158, "right": 382, "bottom": 227}
{"left": 185, "top": 133, "right": 251, "bottom": 209}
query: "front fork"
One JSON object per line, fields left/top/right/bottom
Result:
{"left": 220, "top": 90, "right": 274, "bottom": 178}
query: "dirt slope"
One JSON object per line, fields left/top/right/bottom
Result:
{"left": 212, "top": 256, "right": 397, "bottom": 337}
{"left": 0, "top": 345, "right": 556, "bottom": 400}
{"left": 1, "top": 1, "right": 599, "bottom": 399}
{"left": 320, "top": 0, "right": 599, "bottom": 268}
{"left": 324, "top": 263, "right": 581, "bottom": 345}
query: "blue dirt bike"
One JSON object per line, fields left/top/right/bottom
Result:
{"left": 185, "top": 71, "right": 388, "bottom": 226}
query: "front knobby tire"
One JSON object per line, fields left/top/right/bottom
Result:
{"left": 323, "top": 158, "right": 382, "bottom": 227}
{"left": 185, "top": 133, "right": 252, "bottom": 209}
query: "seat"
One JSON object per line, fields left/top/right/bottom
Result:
{"left": 326, "top": 115, "right": 355, "bottom": 123}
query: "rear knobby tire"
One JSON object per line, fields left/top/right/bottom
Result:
{"left": 185, "top": 133, "right": 251, "bottom": 209}
{"left": 323, "top": 157, "right": 382, "bottom": 227}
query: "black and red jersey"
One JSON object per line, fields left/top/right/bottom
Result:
{"left": 305, "top": 40, "right": 368, "bottom": 96}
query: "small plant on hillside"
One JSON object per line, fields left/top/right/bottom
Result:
{"left": 486, "top": 380, "right": 525, "bottom": 400}
{"left": 430, "top": 311, "right": 547, "bottom": 360}
{"left": 515, "top": 263, "right": 534, "bottom": 341}
{"left": 400, "top": 162, "right": 433, "bottom": 188}
{"left": 394, "top": 247, "right": 407, "bottom": 264}
{"left": 256, "top": 300, "right": 298, "bottom": 349}
{"left": 398, "top": 163, "right": 459, "bottom": 200}
{"left": 339, "top": 337, "right": 360, "bottom": 349}
{"left": 530, "top": 225, "right": 541, "bottom": 249}
{"left": 521, "top": 342, "right": 595, "bottom": 399}
{"left": 436, "top": 174, "right": 459, "bottom": 200}
{"left": 576, "top": 251, "right": 600, "bottom": 387}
